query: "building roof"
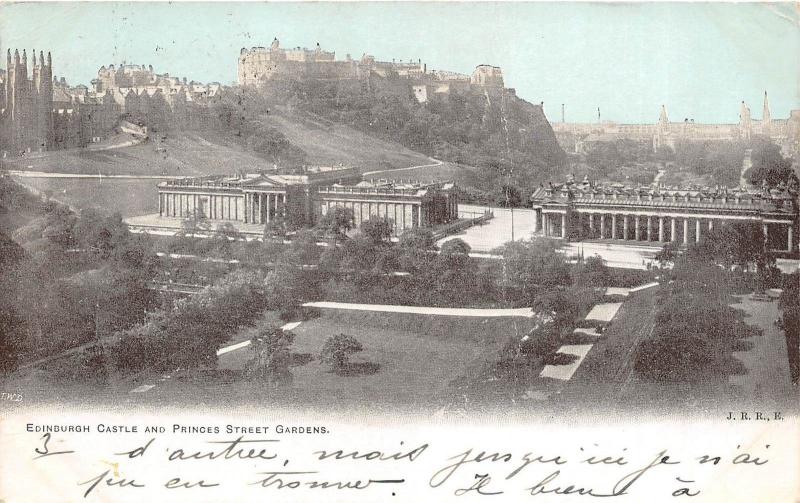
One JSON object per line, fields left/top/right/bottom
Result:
{"left": 531, "top": 177, "right": 798, "bottom": 215}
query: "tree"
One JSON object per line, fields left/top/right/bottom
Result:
{"left": 749, "top": 141, "right": 796, "bottom": 188}
{"left": 500, "top": 239, "right": 571, "bottom": 302}
{"left": 399, "top": 227, "right": 436, "bottom": 250}
{"left": 439, "top": 238, "right": 471, "bottom": 257}
{"left": 496, "top": 184, "right": 523, "bottom": 208}
{"left": 360, "top": 218, "right": 393, "bottom": 244}
{"left": 244, "top": 327, "right": 295, "bottom": 385}
{"left": 572, "top": 255, "right": 610, "bottom": 287}
{"left": 315, "top": 206, "right": 354, "bottom": 243}
{"left": 320, "top": 333, "right": 363, "bottom": 372}
{"left": 655, "top": 242, "right": 679, "bottom": 267}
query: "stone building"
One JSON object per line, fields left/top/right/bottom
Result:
{"left": 0, "top": 49, "right": 53, "bottom": 154}
{"left": 90, "top": 64, "right": 223, "bottom": 129}
{"left": 553, "top": 93, "right": 800, "bottom": 156}
{"left": 316, "top": 179, "right": 458, "bottom": 235}
{"left": 1, "top": 51, "right": 222, "bottom": 155}
{"left": 237, "top": 38, "right": 508, "bottom": 103}
{"left": 156, "top": 165, "right": 459, "bottom": 236}
{"left": 530, "top": 176, "right": 798, "bottom": 256}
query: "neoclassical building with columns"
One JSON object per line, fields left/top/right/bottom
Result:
{"left": 156, "top": 165, "right": 458, "bottom": 235}
{"left": 530, "top": 177, "right": 798, "bottom": 256}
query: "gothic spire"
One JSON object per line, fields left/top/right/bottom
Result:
{"left": 762, "top": 90, "right": 771, "bottom": 122}
{"left": 659, "top": 104, "right": 668, "bottom": 123}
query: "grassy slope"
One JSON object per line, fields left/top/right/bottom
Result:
{"left": 1, "top": 113, "right": 432, "bottom": 177}
{"left": 259, "top": 109, "right": 432, "bottom": 171}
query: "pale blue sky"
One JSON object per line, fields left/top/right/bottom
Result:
{"left": 1, "top": 2, "right": 797, "bottom": 124}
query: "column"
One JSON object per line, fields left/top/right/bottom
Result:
{"left": 267, "top": 194, "right": 273, "bottom": 224}
{"left": 417, "top": 205, "right": 423, "bottom": 227}
{"left": 611, "top": 214, "right": 617, "bottom": 240}
{"left": 159, "top": 193, "right": 163, "bottom": 216}
{"left": 788, "top": 225, "right": 794, "bottom": 252}
{"left": 634, "top": 215, "right": 640, "bottom": 241}
{"left": 252, "top": 194, "right": 257, "bottom": 224}
{"left": 658, "top": 217, "right": 665, "bottom": 242}
{"left": 589, "top": 214, "right": 595, "bottom": 233}
{"left": 683, "top": 218, "right": 689, "bottom": 245}
{"left": 532, "top": 210, "right": 538, "bottom": 235}
{"left": 670, "top": 218, "right": 677, "bottom": 242}
{"left": 763, "top": 223, "right": 769, "bottom": 247}
{"left": 561, "top": 213, "right": 567, "bottom": 239}
{"left": 646, "top": 216, "right": 652, "bottom": 242}
{"left": 695, "top": 219, "right": 701, "bottom": 243}
{"left": 623, "top": 215, "right": 629, "bottom": 240}
{"left": 708, "top": 220, "right": 714, "bottom": 232}
{"left": 600, "top": 215, "right": 606, "bottom": 239}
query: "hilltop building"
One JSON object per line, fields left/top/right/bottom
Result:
{"left": 530, "top": 176, "right": 798, "bottom": 256}
{"left": 237, "top": 38, "right": 507, "bottom": 102}
{"left": 552, "top": 93, "right": 800, "bottom": 156}
{"left": 156, "top": 165, "right": 458, "bottom": 236}
{"left": 1, "top": 50, "right": 224, "bottom": 155}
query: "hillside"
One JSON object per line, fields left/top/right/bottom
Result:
{"left": 0, "top": 122, "right": 430, "bottom": 178}
{"left": 255, "top": 107, "right": 432, "bottom": 170}
{"left": 214, "top": 78, "right": 566, "bottom": 202}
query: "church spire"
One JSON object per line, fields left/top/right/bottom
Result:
{"left": 762, "top": 90, "right": 771, "bottom": 123}
{"left": 659, "top": 104, "right": 669, "bottom": 123}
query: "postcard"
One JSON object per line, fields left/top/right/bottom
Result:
{"left": 0, "top": 2, "right": 798, "bottom": 501}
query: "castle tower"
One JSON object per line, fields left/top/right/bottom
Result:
{"left": 654, "top": 105, "right": 670, "bottom": 150}
{"left": 739, "top": 100, "right": 752, "bottom": 140}
{"left": 762, "top": 91, "right": 771, "bottom": 136}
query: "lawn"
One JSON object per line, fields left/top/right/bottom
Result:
{"left": 13, "top": 177, "right": 159, "bottom": 217}
{"left": 124, "top": 309, "right": 533, "bottom": 412}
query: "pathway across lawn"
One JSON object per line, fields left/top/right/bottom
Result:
{"left": 539, "top": 345, "right": 594, "bottom": 381}
{"left": 303, "top": 301, "right": 537, "bottom": 318}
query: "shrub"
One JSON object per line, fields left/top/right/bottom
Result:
{"left": 320, "top": 333, "right": 363, "bottom": 372}
{"left": 633, "top": 335, "right": 712, "bottom": 382}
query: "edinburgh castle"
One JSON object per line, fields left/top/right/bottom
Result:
{"left": 238, "top": 38, "right": 506, "bottom": 103}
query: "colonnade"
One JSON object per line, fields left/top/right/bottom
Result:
{"left": 244, "top": 192, "right": 286, "bottom": 224}
{"left": 159, "top": 191, "right": 244, "bottom": 221}
{"left": 321, "top": 199, "right": 424, "bottom": 235}
{"left": 535, "top": 210, "right": 795, "bottom": 252}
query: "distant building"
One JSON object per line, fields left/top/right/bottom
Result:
{"left": 552, "top": 93, "right": 800, "bottom": 156}
{"left": 156, "top": 165, "right": 459, "bottom": 236}
{"left": 237, "top": 38, "right": 507, "bottom": 102}
{"left": 0, "top": 50, "right": 224, "bottom": 155}
{"left": 1, "top": 49, "right": 53, "bottom": 153}
{"left": 530, "top": 176, "right": 798, "bottom": 256}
